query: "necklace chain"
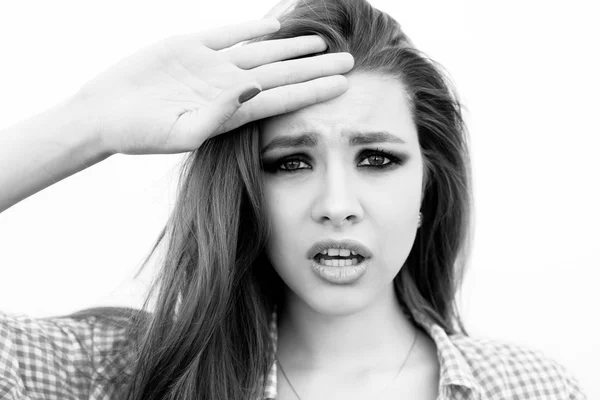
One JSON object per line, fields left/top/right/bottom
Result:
{"left": 276, "top": 328, "right": 419, "bottom": 400}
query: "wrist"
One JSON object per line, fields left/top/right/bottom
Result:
{"left": 57, "top": 93, "right": 115, "bottom": 159}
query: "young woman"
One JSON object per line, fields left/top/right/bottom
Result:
{"left": 0, "top": 0, "right": 586, "bottom": 399}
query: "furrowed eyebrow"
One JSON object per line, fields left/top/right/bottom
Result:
{"left": 260, "top": 131, "right": 406, "bottom": 155}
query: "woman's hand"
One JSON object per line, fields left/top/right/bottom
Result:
{"left": 74, "top": 18, "right": 354, "bottom": 155}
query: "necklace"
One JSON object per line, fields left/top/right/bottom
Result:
{"left": 275, "top": 328, "right": 419, "bottom": 400}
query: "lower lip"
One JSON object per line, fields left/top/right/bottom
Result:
{"left": 309, "top": 257, "right": 370, "bottom": 284}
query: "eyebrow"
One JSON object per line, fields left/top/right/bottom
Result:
{"left": 260, "top": 131, "right": 406, "bottom": 155}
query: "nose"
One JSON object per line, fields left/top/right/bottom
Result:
{"left": 310, "top": 162, "right": 364, "bottom": 228}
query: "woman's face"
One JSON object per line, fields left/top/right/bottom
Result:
{"left": 259, "top": 72, "right": 423, "bottom": 315}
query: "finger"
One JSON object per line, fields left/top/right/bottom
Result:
{"left": 232, "top": 75, "right": 349, "bottom": 127}
{"left": 228, "top": 35, "right": 327, "bottom": 70}
{"left": 263, "top": 0, "right": 297, "bottom": 19}
{"left": 198, "top": 19, "right": 281, "bottom": 51}
{"left": 196, "top": 82, "right": 263, "bottom": 140}
{"left": 248, "top": 52, "right": 355, "bottom": 91}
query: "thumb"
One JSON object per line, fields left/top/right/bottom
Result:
{"left": 196, "top": 82, "right": 261, "bottom": 137}
{"left": 237, "top": 84, "right": 263, "bottom": 106}
{"left": 206, "top": 83, "right": 262, "bottom": 136}
{"left": 215, "top": 82, "right": 262, "bottom": 118}
{"left": 168, "top": 82, "right": 264, "bottom": 149}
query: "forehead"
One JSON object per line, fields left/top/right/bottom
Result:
{"left": 260, "top": 72, "right": 416, "bottom": 144}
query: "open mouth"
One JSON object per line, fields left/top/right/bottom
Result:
{"left": 313, "top": 254, "right": 366, "bottom": 266}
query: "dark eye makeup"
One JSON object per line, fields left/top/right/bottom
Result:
{"left": 261, "top": 148, "right": 407, "bottom": 174}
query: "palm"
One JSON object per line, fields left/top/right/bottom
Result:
{"left": 77, "top": 19, "right": 354, "bottom": 155}
{"left": 88, "top": 39, "right": 243, "bottom": 154}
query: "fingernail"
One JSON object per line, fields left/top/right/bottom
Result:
{"left": 239, "top": 87, "right": 261, "bottom": 104}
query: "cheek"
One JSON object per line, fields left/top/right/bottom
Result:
{"left": 264, "top": 182, "right": 307, "bottom": 232}
{"left": 263, "top": 182, "right": 308, "bottom": 268}
{"left": 378, "top": 207, "right": 419, "bottom": 262}
{"left": 366, "top": 170, "right": 422, "bottom": 268}
{"left": 369, "top": 178, "right": 421, "bottom": 223}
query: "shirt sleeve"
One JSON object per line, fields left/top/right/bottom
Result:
{"left": 560, "top": 362, "right": 587, "bottom": 400}
{"left": 0, "top": 307, "right": 140, "bottom": 400}
{"left": 539, "top": 349, "right": 587, "bottom": 400}
{"left": 516, "top": 344, "right": 588, "bottom": 400}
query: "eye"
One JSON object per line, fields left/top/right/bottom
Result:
{"left": 279, "top": 158, "right": 311, "bottom": 172}
{"left": 358, "top": 153, "right": 391, "bottom": 167}
{"left": 357, "top": 148, "right": 404, "bottom": 169}
{"left": 261, "top": 148, "right": 405, "bottom": 174}
{"left": 261, "top": 155, "right": 312, "bottom": 174}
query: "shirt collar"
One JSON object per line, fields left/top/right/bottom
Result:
{"left": 262, "top": 306, "right": 484, "bottom": 400}
{"left": 410, "top": 308, "right": 483, "bottom": 398}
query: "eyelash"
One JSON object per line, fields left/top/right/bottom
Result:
{"left": 263, "top": 148, "right": 405, "bottom": 174}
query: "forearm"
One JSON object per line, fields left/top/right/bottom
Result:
{"left": 0, "top": 97, "right": 113, "bottom": 214}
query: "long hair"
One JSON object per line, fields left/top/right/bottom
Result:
{"left": 120, "top": 0, "right": 473, "bottom": 399}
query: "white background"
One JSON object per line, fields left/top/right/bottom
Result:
{"left": 0, "top": 0, "right": 597, "bottom": 397}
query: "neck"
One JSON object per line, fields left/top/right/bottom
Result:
{"left": 275, "top": 283, "right": 417, "bottom": 372}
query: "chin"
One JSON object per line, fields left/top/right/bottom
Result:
{"left": 300, "top": 287, "right": 374, "bottom": 317}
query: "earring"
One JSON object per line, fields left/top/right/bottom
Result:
{"left": 417, "top": 212, "right": 422, "bottom": 228}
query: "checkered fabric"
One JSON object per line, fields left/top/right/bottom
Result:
{"left": 263, "top": 308, "right": 587, "bottom": 399}
{"left": 0, "top": 306, "right": 586, "bottom": 399}
{"left": 0, "top": 307, "right": 135, "bottom": 399}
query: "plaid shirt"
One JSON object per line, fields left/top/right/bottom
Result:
{"left": 0, "top": 307, "right": 586, "bottom": 399}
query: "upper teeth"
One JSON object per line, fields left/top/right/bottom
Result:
{"left": 320, "top": 249, "right": 358, "bottom": 256}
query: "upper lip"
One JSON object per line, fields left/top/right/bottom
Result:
{"left": 307, "top": 239, "right": 373, "bottom": 259}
